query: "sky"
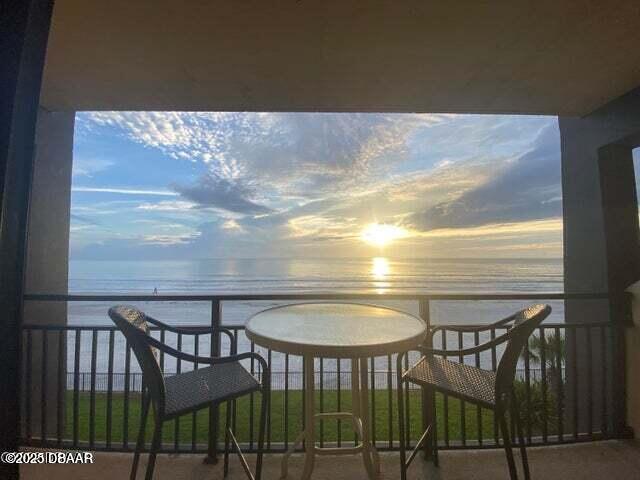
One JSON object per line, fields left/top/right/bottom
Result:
{"left": 70, "top": 112, "right": 565, "bottom": 260}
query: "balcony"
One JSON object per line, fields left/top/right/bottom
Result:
{"left": 19, "top": 291, "right": 633, "bottom": 479}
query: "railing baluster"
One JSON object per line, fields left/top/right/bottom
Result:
{"left": 41, "top": 330, "right": 48, "bottom": 443}
{"left": 319, "top": 357, "right": 324, "bottom": 448}
{"left": 336, "top": 357, "right": 341, "bottom": 448}
{"left": 57, "top": 330, "right": 64, "bottom": 447}
{"left": 73, "top": 329, "right": 80, "bottom": 448}
{"left": 232, "top": 331, "right": 239, "bottom": 451}
{"left": 106, "top": 330, "right": 114, "bottom": 448}
{"left": 267, "top": 348, "right": 272, "bottom": 450}
{"left": 123, "top": 338, "right": 131, "bottom": 449}
{"left": 25, "top": 329, "right": 33, "bottom": 442}
{"left": 174, "top": 332, "right": 182, "bottom": 451}
{"left": 474, "top": 330, "right": 482, "bottom": 446}
{"left": 159, "top": 329, "right": 166, "bottom": 452}
{"left": 387, "top": 354, "right": 393, "bottom": 449}
{"left": 419, "top": 297, "right": 431, "bottom": 456}
{"left": 192, "top": 333, "right": 199, "bottom": 451}
{"left": 207, "top": 299, "right": 221, "bottom": 463}
{"left": 284, "top": 352, "right": 290, "bottom": 450}
{"left": 555, "top": 326, "right": 564, "bottom": 442}
{"left": 302, "top": 355, "right": 307, "bottom": 448}
{"left": 370, "top": 356, "right": 376, "bottom": 448}
{"left": 600, "top": 325, "right": 608, "bottom": 436}
{"left": 442, "top": 329, "right": 450, "bottom": 447}
{"left": 571, "top": 326, "right": 579, "bottom": 440}
{"left": 300, "top": 354, "right": 307, "bottom": 449}
{"left": 586, "top": 326, "right": 593, "bottom": 437}
{"left": 458, "top": 330, "right": 466, "bottom": 446}
{"left": 89, "top": 330, "right": 98, "bottom": 448}
{"left": 404, "top": 351, "right": 410, "bottom": 447}
{"left": 539, "top": 327, "right": 547, "bottom": 442}
{"left": 524, "top": 332, "right": 532, "bottom": 444}
{"left": 249, "top": 342, "right": 255, "bottom": 451}
{"left": 491, "top": 327, "right": 498, "bottom": 446}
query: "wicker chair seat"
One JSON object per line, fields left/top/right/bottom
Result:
{"left": 404, "top": 355, "right": 496, "bottom": 407}
{"left": 164, "top": 362, "right": 260, "bottom": 417}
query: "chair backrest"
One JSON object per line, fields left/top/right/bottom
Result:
{"left": 109, "top": 305, "right": 166, "bottom": 412}
{"left": 495, "top": 304, "right": 551, "bottom": 407}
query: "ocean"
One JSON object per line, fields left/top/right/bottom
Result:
{"left": 65, "top": 257, "right": 564, "bottom": 381}
{"left": 68, "top": 257, "right": 564, "bottom": 325}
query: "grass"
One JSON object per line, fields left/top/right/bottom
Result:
{"left": 65, "top": 389, "right": 504, "bottom": 446}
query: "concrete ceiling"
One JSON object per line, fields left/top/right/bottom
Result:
{"left": 41, "top": 1, "right": 640, "bottom": 115}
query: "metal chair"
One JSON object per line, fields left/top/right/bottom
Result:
{"left": 397, "top": 304, "right": 551, "bottom": 480}
{"left": 109, "top": 305, "right": 270, "bottom": 480}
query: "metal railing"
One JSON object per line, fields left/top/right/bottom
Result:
{"left": 20, "top": 291, "right": 619, "bottom": 455}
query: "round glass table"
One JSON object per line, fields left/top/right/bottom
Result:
{"left": 245, "top": 302, "right": 427, "bottom": 480}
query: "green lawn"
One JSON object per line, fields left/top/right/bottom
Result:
{"left": 67, "top": 389, "right": 503, "bottom": 446}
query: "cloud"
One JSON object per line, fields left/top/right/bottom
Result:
{"left": 73, "top": 186, "right": 179, "bottom": 196}
{"left": 72, "top": 157, "right": 113, "bottom": 177}
{"left": 78, "top": 112, "right": 447, "bottom": 201}
{"left": 71, "top": 220, "right": 262, "bottom": 260}
{"left": 408, "top": 124, "right": 561, "bottom": 231}
{"left": 142, "top": 233, "right": 201, "bottom": 245}
{"left": 415, "top": 218, "right": 562, "bottom": 239}
{"left": 173, "top": 173, "right": 272, "bottom": 215}
{"left": 221, "top": 219, "right": 244, "bottom": 232}
{"left": 70, "top": 214, "right": 100, "bottom": 226}
{"left": 136, "top": 200, "right": 196, "bottom": 212}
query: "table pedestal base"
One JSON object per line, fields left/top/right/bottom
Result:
{"left": 281, "top": 356, "right": 380, "bottom": 480}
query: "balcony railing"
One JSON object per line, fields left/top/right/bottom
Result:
{"left": 20, "top": 292, "right": 619, "bottom": 456}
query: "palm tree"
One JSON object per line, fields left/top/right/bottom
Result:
{"left": 514, "top": 332, "right": 566, "bottom": 432}
{"left": 522, "top": 331, "right": 565, "bottom": 394}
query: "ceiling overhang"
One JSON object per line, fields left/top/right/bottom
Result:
{"left": 42, "top": 1, "right": 640, "bottom": 115}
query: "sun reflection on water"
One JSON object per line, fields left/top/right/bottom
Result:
{"left": 372, "top": 257, "right": 390, "bottom": 278}
{"left": 372, "top": 257, "right": 391, "bottom": 293}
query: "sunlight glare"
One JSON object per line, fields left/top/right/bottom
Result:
{"left": 361, "top": 223, "right": 407, "bottom": 247}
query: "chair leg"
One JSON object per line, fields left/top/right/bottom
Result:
{"left": 145, "top": 417, "right": 162, "bottom": 480}
{"left": 131, "top": 393, "right": 150, "bottom": 480}
{"left": 396, "top": 364, "right": 408, "bottom": 480}
{"left": 512, "top": 402, "right": 530, "bottom": 480}
{"left": 256, "top": 384, "right": 269, "bottom": 480}
{"left": 430, "top": 388, "right": 439, "bottom": 467}
{"left": 224, "top": 401, "right": 232, "bottom": 477}
{"left": 499, "top": 411, "right": 518, "bottom": 480}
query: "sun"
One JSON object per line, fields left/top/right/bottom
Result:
{"left": 360, "top": 223, "right": 408, "bottom": 247}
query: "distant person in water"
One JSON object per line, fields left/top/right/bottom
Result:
{"left": 153, "top": 287, "right": 158, "bottom": 295}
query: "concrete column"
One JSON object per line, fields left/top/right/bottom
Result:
{"left": 597, "top": 144, "right": 639, "bottom": 436}
{"left": 23, "top": 109, "right": 74, "bottom": 440}
{"left": 560, "top": 117, "right": 612, "bottom": 436}
{"left": 560, "top": 88, "right": 640, "bottom": 437}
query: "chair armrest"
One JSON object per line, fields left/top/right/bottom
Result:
{"left": 396, "top": 348, "right": 429, "bottom": 377}
{"left": 423, "top": 329, "right": 512, "bottom": 357}
{"left": 430, "top": 318, "right": 515, "bottom": 336}
{"left": 430, "top": 311, "right": 520, "bottom": 336}
{"left": 144, "top": 315, "right": 236, "bottom": 347}
{"left": 146, "top": 335, "right": 269, "bottom": 386}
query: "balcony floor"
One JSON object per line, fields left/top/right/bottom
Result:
{"left": 22, "top": 440, "right": 640, "bottom": 480}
